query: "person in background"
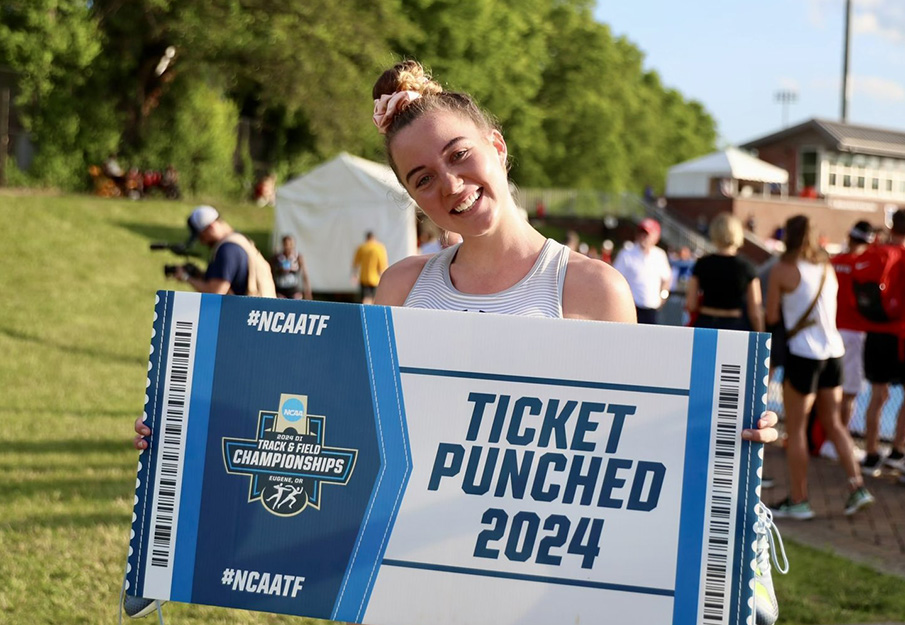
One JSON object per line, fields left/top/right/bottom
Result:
{"left": 829, "top": 221, "right": 874, "bottom": 441}
{"left": 418, "top": 222, "right": 443, "bottom": 254}
{"left": 858, "top": 210, "right": 905, "bottom": 476}
{"left": 170, "top": 205, "right": 276, "bottom": 298}
{"left": 161, "top": 164, "right": 181, "bottom": 199}
{"left": 600, "top": 239, "right": 614, "bottom": 264}
{"left": 353, "top": 231, "right": 388, "bottom": 305}
{"left": 613, "top": 218, "right": 672, "bottom": 324}
{"left": 686, "top": 213, "right": 764, "bottom": 332}
{"left": 564, "top": 230, "right": 580, "bottom": 252}
{"left": 255, "top": 173, "right": 277, "bottom": 207}
{"left": 765, "top": 214, "right": 874, "bottom": 520}
{"left": 271, "top": 234, "right": 312, "bottom": 300}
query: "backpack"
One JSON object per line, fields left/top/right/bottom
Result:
{"left": 212, "top": 232, "right": 277, "bottom": 298}
{"left": 851, "top": 244, "right": 905, "bottom": 323}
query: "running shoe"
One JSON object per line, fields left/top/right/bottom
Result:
{"left": 123, "top": 595, "right": 164, "bottom": 619}
{"left": 769, "top": 497, "right": 815, "bottom": 520}
{"left": 819, "top": 440, "right": 838, "bottom": 461}
{"left": 753, "top": 503, "right": 789, "bottom": 625}
{"left": 884, "top": 449, "right": 905, "bottom": 472}
{"left": 844, "top": 487, "right": 875, "bottom": 516}
{"left": 861, "top": 453, "right": 883, "bottom": 477}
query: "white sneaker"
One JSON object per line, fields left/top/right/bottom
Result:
{"left": 883, "top": 450, "right": 905, "bottom": 472}
{"left": 753, "top": 503, "right": 789, "bottom": 625}
{"left": 819, "top": 441, "right": 838, "bottom": 461}
{"left": 123, "top": 595, "right": 165, "bottom": 619}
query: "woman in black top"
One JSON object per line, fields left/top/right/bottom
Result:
{"left": 686, "top": 213, "right": 765, "bottom": 332}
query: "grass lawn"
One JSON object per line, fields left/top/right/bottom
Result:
{"left": 1, "top": 191, "right": 904, "bottom": 624}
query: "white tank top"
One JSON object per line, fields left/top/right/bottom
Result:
{"left": 782, "top": 260, "right": 845, "bottom": 360}
{"left": 404, "top": 239, "right": 570, "bottom": 317}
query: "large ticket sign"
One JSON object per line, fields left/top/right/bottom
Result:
{"left": 127, "top": 291, "right": 769, "bottom": 625}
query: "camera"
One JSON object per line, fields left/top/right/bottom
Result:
{"left": 150, "top": 241, "right": 202, "bottom": 279}
{"left": 163, "top": 263, "right": 202, "bottom": 279}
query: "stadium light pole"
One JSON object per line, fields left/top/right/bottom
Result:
{"left": 774, "top": 90, "right": 798, "bottom": 128}
{"left": 841, "top": 0, "right": 852, "bottom": 122}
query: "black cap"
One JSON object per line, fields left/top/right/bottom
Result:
{"left": 849, "top": 221, "right": 875, "bottom": 243}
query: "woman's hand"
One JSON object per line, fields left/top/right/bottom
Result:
{"left": 741, "top": 410, "right": 779, "bottom": 444}
{"left": 133, "top": 416, "right": 151, "bottom": 450}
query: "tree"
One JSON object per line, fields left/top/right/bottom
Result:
{"left": 390, "top": 0, "right": 552, "bottom": 183}
{"left": 0, "top": 1, "right": 116, "bottom": 186}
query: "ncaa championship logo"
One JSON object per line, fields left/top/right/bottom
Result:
{"left": 222, "top": 394, "right": 358, "bottom": 516}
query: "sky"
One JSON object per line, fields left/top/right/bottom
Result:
{"left": 593, "top": 0, "right": 905, "bottom": 146}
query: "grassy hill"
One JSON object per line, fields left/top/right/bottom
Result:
{"left": 1, "top": 191, "right": 904, "bottom": 624}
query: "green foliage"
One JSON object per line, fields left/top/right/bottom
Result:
{"left": 1, "top": 0, "right": 717, "bottom": 193}
{"left": 392, "top": 0, "right": 551, "bottom": 182}
{"left": 0, "top": 0, "right": 118, "bottom": 188}
{"left": 140, "top": 78, "right": 240, "bottom": 198}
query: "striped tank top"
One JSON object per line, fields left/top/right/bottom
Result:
{"left": 404, "top": 238, "right": 570, "bottom": 317}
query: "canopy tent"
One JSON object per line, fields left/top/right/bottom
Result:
{"left": 665, "top": 147, "right": 789, "bottom": 197}
{"left": 273, "top": 153, "right": 417, "bottom": 293}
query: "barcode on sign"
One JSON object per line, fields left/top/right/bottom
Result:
{"left": 150, "top": 320, "right": 195, "bottom": 569}
{"left": 701, "top": 363, "right": 741, "bottom": 624}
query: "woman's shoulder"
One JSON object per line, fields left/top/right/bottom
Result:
{"left": 373, "top": 254, "right": 433, "bottom": 306}
{"left": 562, "top": 251, "right": 636, "bottom": 322}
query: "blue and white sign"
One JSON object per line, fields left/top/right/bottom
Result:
{"left": 127, "top": 291, "right": 769, "bottom": 625}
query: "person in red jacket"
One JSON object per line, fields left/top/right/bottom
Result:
{"left": 858, "top": 211, "right": 905, "bottom": 475}
{"left": 831, "top": 221, "right": 875, "bottom": 431}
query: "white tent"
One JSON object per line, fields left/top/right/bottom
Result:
{"left": 273, "top": 153, "right": 418, "bottom": 293}
{"left": 665, "top": 147, "right": 789, "bottom": 197}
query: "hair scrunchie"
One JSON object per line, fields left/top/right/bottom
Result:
{"left": 373, "top": 91, "right": 421, "bottom": 135}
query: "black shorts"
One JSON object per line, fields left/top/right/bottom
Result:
{"left": 784, "top": 353, "right": 842, "bottom": 395}
{"left": 276, "top": 287, "right": 300, "bottom": 299}
{"left": 693, "top": 314, "right": 749, "bottom": 331}
{"left": 360, "top": 284, "right": 377, "bottom": 300}
{"left": 864, "top": 332, "right": 905, "bottom": 384}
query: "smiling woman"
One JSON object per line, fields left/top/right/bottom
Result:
{"left": 370, "top": 60, "right": 637, "bottom": 323}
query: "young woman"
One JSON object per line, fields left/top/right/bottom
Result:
{"left": 766, "top": 214, "right": 874, "bottom": 519}
{"left": 371, "top": 63, "right": 635, "bottom": 322}
{"left": 687, "top": 213, "right": 765, "bottom": 332}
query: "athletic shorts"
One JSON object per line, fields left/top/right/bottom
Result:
{"left": 276, "top": 286, "right": 301, "bottom": 299}
{"left": 864, "top": 332, "right": 905, "bottom": 385}
{"left": 839, "top": 330, "right": 866, "bottom": 395}
{"left": 784, "top": 353, "right": 843, "bottom": 395}
{"left": 693, "top": 314, "right": 749, "bottom": 331}
{"left": 360, "top": 284, "right": 378, "bottom": 300}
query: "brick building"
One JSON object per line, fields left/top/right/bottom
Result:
{"left": 665, "top": 118, "right": 905, "bottom": 252}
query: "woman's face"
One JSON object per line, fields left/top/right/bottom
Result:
{"left": 390, "top": 110, "right": 509, "bottom": 238}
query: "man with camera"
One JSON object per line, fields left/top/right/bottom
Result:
{"left": 170, "top": 205, "right": 276, "bottom": 298}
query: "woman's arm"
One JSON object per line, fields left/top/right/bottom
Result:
{"left": 764, "top": 263, "right": 785, "bottom": 327}
{"left": 746, "top": 277, "right": 765, "bottom": 333}
{"left": 373, "top": 255, "right": 430, "bottom": 307}
{"left": 562, "top": 253, "right": 637, "bottom": 322}
{"left": 298, "top": 254, "right": 312, "bottom": 300}
{"left": 685, "top": 275, "right": 700, "bottom": 313}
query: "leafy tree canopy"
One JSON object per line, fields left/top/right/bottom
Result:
{"left": 2, "top": 0, "right": 716, "bottom": 194}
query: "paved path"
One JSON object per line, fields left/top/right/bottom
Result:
{"left": 762, "top": 443, "right": 905, "bottom": 580}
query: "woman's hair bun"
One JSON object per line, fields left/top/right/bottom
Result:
{"left": 372, "top": 60, "right": 443, "bottom": 100}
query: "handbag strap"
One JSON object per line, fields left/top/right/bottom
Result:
{"left": 786, "top": 263, "right": 828, "bottom": 340}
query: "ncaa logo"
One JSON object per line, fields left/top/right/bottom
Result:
{"left": 282, "top": 398, "right": 306, "bottom": 421}
{"left": 275, "top": 394, "right": 308, "bottom": 435}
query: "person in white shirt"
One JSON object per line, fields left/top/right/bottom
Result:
{"left": 613, "top": 218, "right": 672, "bottom": 324}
